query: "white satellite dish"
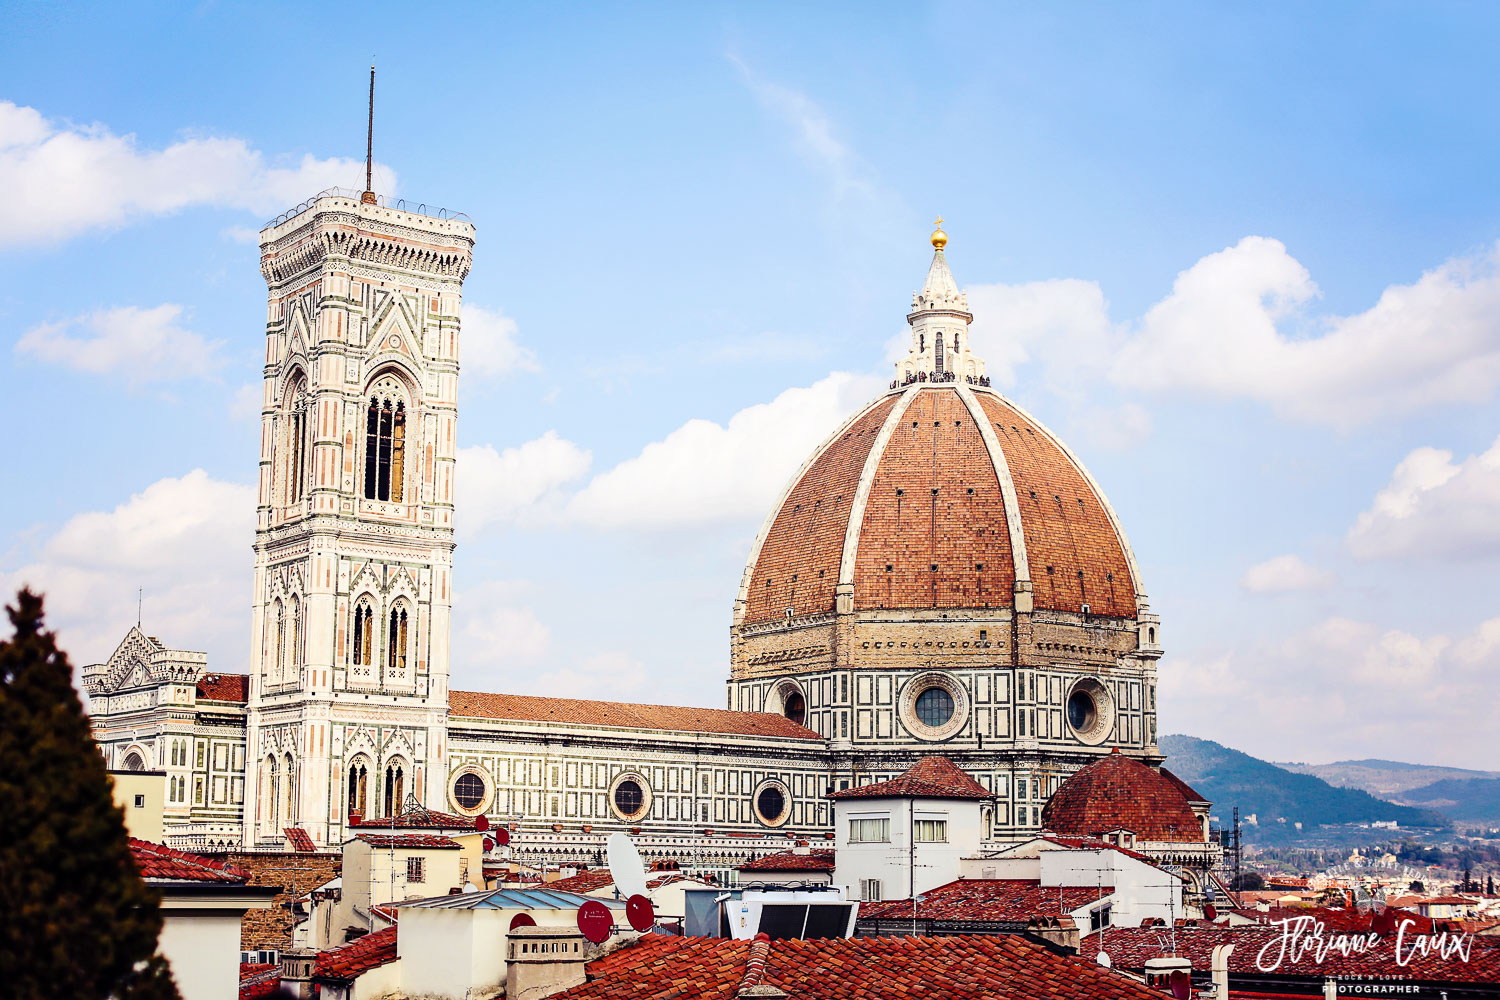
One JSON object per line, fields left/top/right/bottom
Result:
{"left": 1097, "top": 952, "right": 1112, "bottom": 968}
{"left": 606, "top": 832, "right": 648, "bottom": 899}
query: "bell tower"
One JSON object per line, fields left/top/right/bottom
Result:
{"left": 243, "top": 169, "right": 474, "bottom": 845}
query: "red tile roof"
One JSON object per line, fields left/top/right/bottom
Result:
{"left": 828, "top": 755, "right": 991, "bottom": 801}
{"left": 130, "top": 839, "right": 250, "bottom": 883}
{"left": 741, "top": 386, "right": 1141, "bottom": 624}
{"left": 238, "top": 963, "right": 280, "bottom": 1000}
{"left": 283, "top": 827, "right": 316, "bottom": 852}
{"left": 739, "top": 849, "right": 837, "bottom": 872}
{"left": 553, "top": 931, "right": 1167, "bottom": 1000}
{"left": 196, "top": 672, "right": 249, "bottom": 703}
{"left": 859, "top": 878, "right": 1110, "bottom": 922}
{"left": 544, "top": 869, "right": 694, "bottom": 894}
{"left": 1037, "top": 835, "right": 1158, "bottom": 865}
{"left": 1041, "top": 749, "right": 1204, "bottom": 843}
{"left": 315, "top": 926, "right": 399, "bottom": 981}
{"left": 353, "top": 834, "right": 461, "bottom": 850}
{"left": 1157, "top": 766, "right": 1207, "bottom": 804}
{"left": 449, "top": 690, "right": 821, "bottom": 740}
{"left": 1097, "top": 922, "right": 1500, "bottom": 984}
{"left": 349, "top": 805, "right": 477, "bottom": 830}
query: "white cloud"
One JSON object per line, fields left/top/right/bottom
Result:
{"left": 529, "top": 651, "right": 649, "bottom": 701}
{"left": 451, "top": 579, "right": 553, "bottom": 684}
{"left": 1162, "top": 612, "right": 1500, "bottom": 768}
{"left": 1240, "top": 554, "right": 1335, "bottom": 593}
{"left": 0, "top": 100, "right": 392, "bottom": 247}
{"left": 228, "top": 382, "right": 262, "bottom": 421}
{"left": 462, "top": 304, "right": 538, "bottom": 378}
{"left": 15, "top": 304, "right": 223, "bottom": 384}
{"left": 728, "top": 55, "right": 875, "bottom": 202}
{"left": 966, "top": 277, "right": 1119, "bottom": 393}
{"left": 221, "top": 225, "right": 260, "bottom": 245}
{"left": 1113, "top": 237, "right": 1500, "bottom": 427}
{"left": 1, "top": 470, "right": 255, "bottom": 671}
{"left": 1347, "top": 435, "right": 1500, "bottom": 560}
{"left": 566, "top": 370, "right": 883, "bottom": 530}
{"left": 457, "top": 432, "right": 593, "bottom": 534}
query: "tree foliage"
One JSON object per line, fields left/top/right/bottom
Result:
{"left": 0, "top": 589, "right": 181, "bottom": 1000}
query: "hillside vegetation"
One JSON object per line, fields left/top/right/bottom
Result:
{"left": 1159, "top": 735, "right": 1449, "bottom": 838}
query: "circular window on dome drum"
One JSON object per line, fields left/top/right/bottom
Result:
{"left": 899, "top": 672, "right": 969, "bottom": 741}
{"left": 753, "top": 780, "right": 791, "bottom": 827}
{"left": 449, "top": 769, "right": 490, "bottom": 815}
{"left": 609, "top": 772, "right": 652, "bottom": 822}
{"left": 1065, "top": 678, "right": 1114, "bottom": 745}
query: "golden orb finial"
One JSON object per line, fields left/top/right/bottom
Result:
{"left": 930, "top": 216, "right": 948, "bottom": 250}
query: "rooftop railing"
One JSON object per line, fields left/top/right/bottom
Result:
{"left": 264, "top": 187, "right": 473, "bottom": 230}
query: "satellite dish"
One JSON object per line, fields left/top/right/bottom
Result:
{"left": 510, "top": 912, "right": 536, "bottom": 931}
{"left": 606, "top": 832, "right": 648, "bottom": 899}
{"left": 626, "top": 894, "right": 655, "bottom": 932}
{"left": 1097, "top": 952, "right": 1112, "bottom": 968}
{"left": 463, "top": 882, "right": 479, "bottom": 893}
{"left": 475, "top": 814, "right": 490, "bottom": 832}
{"left": 577, "top": 899, "right": 613, "bottom": 943}
{"left": 482, "top": 837, "right": 495, "bottom": 852}
{"left": 494, "top": 827, "right": 511, "bottom": 847}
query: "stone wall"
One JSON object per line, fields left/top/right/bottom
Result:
{"left": 225, "top": 851, "right": 341, "bottom": 951}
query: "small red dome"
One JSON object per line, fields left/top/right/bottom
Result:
{"left": 1041, "top": 750, "right": 1204, "bottom": 844}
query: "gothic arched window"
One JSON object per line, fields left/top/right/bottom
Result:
{"left": 288, "top": 595, "right": 300, "bottom": 683}
{"left": 268, "top": 757, "right": 280, "bottom": 826}
{"left": 287, "top": 380, "right": 309, "bottom": 506}
{"left": 363, "top": 388, "right": 407, "bottom": 502}
{"left": 348, "top": 758, "right": 370, "bottom": 819}
{"left": 284, "top": 753, "right": 296, "bottom": 824}
{"left": 273, "top": 600, "right": 285, "bottom": 680}
{"left": 383, "top": 761, "right": 405, "bottom": 816}
{"left": 352, "top": 599, "right": 374, "bottom": 672}
{"left": 387, "top": 603, "right": 409, "bottom": 675}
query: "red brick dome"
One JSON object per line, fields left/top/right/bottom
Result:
{"left": 736, "top": 383, "right": 1142, "bottom": 626}
{"left": 1040, "top": 749, "right": 1204, "bottom": 844}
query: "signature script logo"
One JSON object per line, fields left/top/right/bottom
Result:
{"left": 1256, "top": 915, "right": 1474, "bottom": 973}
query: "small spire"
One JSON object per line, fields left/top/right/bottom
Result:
{"left": 362, "top": 63, "right": 377, "bottom": 205}
{"left": 931, "top": 216, "right": 948, "bottom": 250}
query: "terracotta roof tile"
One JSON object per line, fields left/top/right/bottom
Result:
{"left": 1041, "top": 749, "right": 1205, "bottom": 843}
{"left": 742, "top": 384, "right": 1140, "bottom": 624}
{"left": 859, "top": 878, "right": 1110, "bottom": 922}
{"left": 195, "top": 672, "right": 249, "bottom": 703}
{"left": 739, "top": 849, "right": 837, "bottom": 872}
{"left": 283, "top": 827, "right": 316, "bottom": 852}
{"left": 449, "top": 690, "right": 821, "bottom": 740}
{"left": 315, "top": 926, "right": 399, "bottom": 981}
{"left": 545, "top": 869, "right": 696, "bottom": 894}
{"left": 238, "top": 963, "right": 280, "bottom": 1000}
{"left": 553, "top": 931, "right": 1168, "bottom": 999}
{"left": 129, "top": 839, "right": 250, "bottom": 883}
{"left": 1157, "top": 766, "right": 1207, "bottom": 804}
{"left": 353, "top": 834, "right": 461, "bottom": 850}
{"left": 828, "top": 756, "right": 991, "bottom": 801}
{"left": 349, "top": 805, "right": 476, "bottom": 829}
{"left": 1037, "top": 835, "right": 1159, "bottom": 864}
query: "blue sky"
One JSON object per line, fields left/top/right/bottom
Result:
{"left": 5, "top": 2, "right": 1500, "bottom": 768}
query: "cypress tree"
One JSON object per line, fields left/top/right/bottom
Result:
{"left": 0, "top": 589, "right": 181, "bottom": 1000}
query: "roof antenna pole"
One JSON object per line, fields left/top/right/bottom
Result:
{"left": 137, "top": 587, "right": 142, "bottom": 629}
{"left": 362, "top": 62, "right": 377, "bottom": 205}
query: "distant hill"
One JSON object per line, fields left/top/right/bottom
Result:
{"left": 1159, "top": 735, "right": 1449, "bottom": 838}
{"left": 1272, "top": 758, "right": 1500, "bottom": 799}
{"left": 1397, "top": 777, "right": 1500, "bottom": 821}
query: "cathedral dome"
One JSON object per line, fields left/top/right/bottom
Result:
{"left": 1040, "top": 749, "right": 1203, "bottom": 844}
{"left": 736, "top": 380, "right": 1142, "bottom": 625}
